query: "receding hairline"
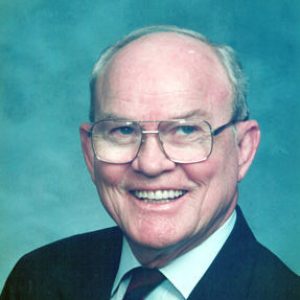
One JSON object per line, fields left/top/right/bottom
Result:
{"left": 91, "top": 27, "right": 219, "bottom": 83}
{"left": 89, "top": 25, "right": 249, "bottom": 122}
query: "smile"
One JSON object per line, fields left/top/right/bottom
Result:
{"left": 131, "top": 189, "right": 187, "bottom": 202}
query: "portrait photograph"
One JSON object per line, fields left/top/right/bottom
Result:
{"left": 1, "top": 1, "right": 299, "bottom": 299}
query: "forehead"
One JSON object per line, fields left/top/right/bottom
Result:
{"left": 94, "top": 32, "right": 233, "bottom": 122}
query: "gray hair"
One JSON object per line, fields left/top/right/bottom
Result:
{"left": 89, "top": 25, "right": 249, "bottom": 122}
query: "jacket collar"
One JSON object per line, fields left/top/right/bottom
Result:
{"left": 187, "top": 206, "right": 257, "bottom": 299}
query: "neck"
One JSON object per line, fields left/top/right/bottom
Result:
{"left": 127, "top": 201, "right": 237, "bottom": 268}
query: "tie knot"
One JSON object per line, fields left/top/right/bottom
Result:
{"left": 123, "top": 267, "right": 165, "bottom": 300}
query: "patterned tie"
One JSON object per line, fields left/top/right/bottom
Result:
{"left": 123, "top": 267, "right": 166, "bottom": 300}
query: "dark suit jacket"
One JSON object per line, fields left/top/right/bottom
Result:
{"left": 1, "top": 207, "right": 299, "bottom": 299}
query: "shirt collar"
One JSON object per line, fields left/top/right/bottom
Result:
{"left": 112, "top": 210, "right": 236, "bottom": 298}
{"left": 160, "top": 210, "right": 236, "bottom": 298}
{"left": 111, "top": 237, "right": 140, "bottom": 296}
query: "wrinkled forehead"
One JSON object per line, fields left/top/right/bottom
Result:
{"left": 94, "top": 32, "right": 233, "bottom": 121}
{"left": 108, "top": 32, "right": 220, "bottom": 68}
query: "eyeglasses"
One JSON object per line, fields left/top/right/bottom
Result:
{"left": 89, "top": 117, "right": 248, "bottom": 164}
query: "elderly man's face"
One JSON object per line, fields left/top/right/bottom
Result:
{"left": 81, "top": 33, "right": 259, "bottom": 266}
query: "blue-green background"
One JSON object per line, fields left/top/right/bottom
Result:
{"left": 1, "top": 0, "right": 299, "bottom": 289}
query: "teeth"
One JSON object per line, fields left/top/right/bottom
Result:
{"left": 132, "top": 190, "right": 186, "bottom": 202}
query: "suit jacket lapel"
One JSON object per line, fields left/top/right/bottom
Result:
{"left": 102, "top": 230, "right": 123, "bottom": 300}
{"left": 187, "top": 207, "right": 257, "bottom": 300}
{"left": 86, "top": 227, "right": 123, "bottom": 300}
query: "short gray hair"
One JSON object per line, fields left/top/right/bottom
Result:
{"left": 89, "top": 25, "right": 249, "bottom": 122}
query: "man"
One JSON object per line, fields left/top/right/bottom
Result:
{"left": 1, "top": 26, "right": 299, "bottom": 300}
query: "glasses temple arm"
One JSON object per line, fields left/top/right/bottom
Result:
{"left": 212, "top": 114, "right": 249, "bottom": 136}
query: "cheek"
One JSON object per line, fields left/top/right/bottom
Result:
{"left": 181, "top": 159, "right": 218, "bottom": 185}
{"left": 94, "top": 161, "right": 128, "bottom": 186}
{"left": 93, "top": 162, "right": 131, "bottom": 224}
{"left": 182, "top": 142, "right": 239, "bottom": 195}
{"left": 93, "top": 162, "right": 128, "bottom": 210}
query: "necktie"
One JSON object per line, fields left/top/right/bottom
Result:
{"left": 123, "top": 267, "right": 166, "bottom": 300}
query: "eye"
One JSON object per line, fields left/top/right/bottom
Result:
{"left": 175, "top": 125, "right": 199, "bottom": 135}
{"left": 113, "top": 126, "right": 134, "bottom": 135}
{"left": 110, "top": 125, "right": 135, "bottom": 137}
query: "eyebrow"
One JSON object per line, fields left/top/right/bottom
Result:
{"left": 98, "top": 109, "right": 210, "bottom": 121}
{"left": 98, "top": 112, "right": 126, "bottom": 120}
{"left": 173, "top": 109, "right": 210, "bottom": 119}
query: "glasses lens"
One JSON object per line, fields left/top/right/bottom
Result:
{"left": 159, "top": 120, "right": 212, "bottom": 163}
{"left": 91, "top": 119, "right": 213, "bottom": 164}
{"left": 91, "top": 120, "right": 141, "bottom": 163}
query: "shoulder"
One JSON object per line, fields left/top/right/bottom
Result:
{"left": 232, "top": 208, "right": 300, "bottom": 298}
{"left": 235, "top": 210, "right": 298, "bottom": 278}
{"left": 192, "top": 208, "right": 300, "bottom": 300}
{"left": 19, "top": 226, "right": 122, "bottom": 265}
{"left": 1, "top": 227, "right": 123, "bottom": 299}
{"left": 247, "top": 239, "right": 300, "bottom": 298}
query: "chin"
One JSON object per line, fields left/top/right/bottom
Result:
{"left": 126, "top": 221, "right": 195, "bottom": 252}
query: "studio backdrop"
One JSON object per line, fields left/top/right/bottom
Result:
{"left": 1, "top": 0, "right": 299, "bottom": 289}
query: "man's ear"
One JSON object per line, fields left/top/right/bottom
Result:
{"left": 79, "top": 123, "right": 95, "bottom": 182}
{"left": 236, "top": 120, "right": 261, "bottom": 181}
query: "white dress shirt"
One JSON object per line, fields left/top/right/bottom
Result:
{"left": 111, "top": 210, "right": 236, "bottom": 300}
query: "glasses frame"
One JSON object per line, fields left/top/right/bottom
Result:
{"left": 89, "top": 115, "right": 249, "bottom": 164}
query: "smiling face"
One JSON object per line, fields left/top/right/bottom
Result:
{"left": 80, "top": 32, "right": 260, "bottom": 267}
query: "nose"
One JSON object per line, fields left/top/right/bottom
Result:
{"left": 131, "top": 133, "right": 176, "bottom": 177}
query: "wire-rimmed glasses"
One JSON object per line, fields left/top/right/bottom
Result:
{"left": 89, "top": 117, "right": 248, "bottom": 164}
